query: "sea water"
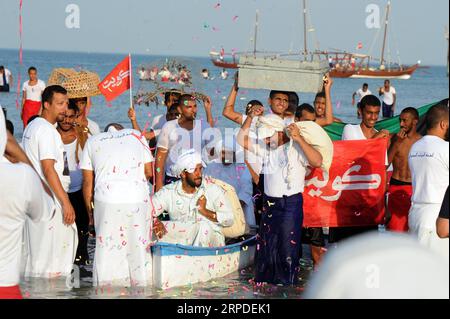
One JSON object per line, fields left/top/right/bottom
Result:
{"left": 1, "top": 49, "right": 448, "bottom": 299}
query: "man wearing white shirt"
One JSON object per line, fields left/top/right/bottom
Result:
{"left": 21, "top": 67, "right": 46, "bottom": 128}
{"left": 21, "top": 85, "right": 78, "bottom": 278}
{"left": 155, "top": 94, "right": 215, "bottom": 192}
{"left": 352, "top": 83, "right": 372, "bottom": 118}
{"left": 152, "top": 149, "right": 234, "bottom": 247}
{"left": 81, "top": 123, "right": 154, "bottom": 287}
{"left": 0, "top": 66, "right": 12, "bottom": 92}
{"left": 57, "top": 102, "right": 90, "bottom": 266}
{"left": 330, "top": 95, "right": 390, "bottom": 243}
{"left": 237, "top": 111, "right": 323, "bottom": 285}
{"left": 379, "top": 80, "right": 397, "bottom": 118}
{"left": 0, "top": 109, "right": 55, "bottom": 299}
{"left": 408, "top": 101, "right": 449, "bottom": 260}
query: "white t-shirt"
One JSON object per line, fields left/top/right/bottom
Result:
{"left": 355, "top": 88, "right": 372, "bottom": 102}
{"left": 0, "top": 162, "right": 55, "bottom": 286}
{"left": 22, "top": 80, "right": 46, "bottom": 102}
{"left": 157, "top": 119, "right": 214, "bottom": 177}
{"left": 251, "top": 140, "right": 309, "bottom": 198}
{"left": 381, "top": 87, "right": 396, "bottom": 105}
{"left": 409, "top": 135, "right": 449, "bottom": 204}
{"left": 64, "top": 139, "right": 83, "bottom": 193}
{"left": 80, "top": 129, "right": 154, "bottom": 204}
{"left": 0, "top": 69, "right": 11, "bottom": 86}
{"left": 151, "top": 114, "right": 167, "bottom": 138}
{"left": 342, "top": 124, "right": 368, "bottom": 141}
{"left": 22, "top": 118, "right": 71, "bottom": 201}
{"left": 87, "top": 118, "right": 101, "bottom": 136}
{"left": 342, "top": 124, "right": 388, "bottom": 165}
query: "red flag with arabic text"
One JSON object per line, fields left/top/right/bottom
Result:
{"left": 303, "top": 138, "right": 388, "bottom": 227}
{"left": 98, "top": 56, "right": 130, "bottom": 102}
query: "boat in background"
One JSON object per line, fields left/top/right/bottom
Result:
{"left": 327, "top": 1, "right": 419, "bottom": 80}
{"left": 210, "top": 51, "right": 238, "bottom": 69}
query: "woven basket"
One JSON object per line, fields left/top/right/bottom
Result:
{"left": 47, "top": 68, "right": 101, "bottom": 99}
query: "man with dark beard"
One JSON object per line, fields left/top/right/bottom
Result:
{"left": 387, "top": 107, "right": 422, "bottom": 232}
{"left": 151, "top": 149, "right": 234, "bottom": 247}
{"left": 57, "top": 101, "right": 90, "bottom": 266}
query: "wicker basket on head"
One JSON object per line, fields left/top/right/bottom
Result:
{"left": 47, "top": 68, "right": 101, "bottom": 99}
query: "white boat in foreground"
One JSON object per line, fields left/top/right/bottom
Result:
{"left": 152, "top": 236, "right": 257, "bottom": 289}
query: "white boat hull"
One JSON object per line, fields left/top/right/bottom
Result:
{"left": 152, "top": 236, "right": 256, "bottom": 289}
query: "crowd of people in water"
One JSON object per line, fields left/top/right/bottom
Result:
{"left": 0, "top": 63, "right": 448, "bottom": 299}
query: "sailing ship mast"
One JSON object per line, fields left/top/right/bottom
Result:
{"left": 254, "top": 10, "right": 259, "bottom": 57}
{"left": 303, "top": 0, "right": 308, "bottom": 57}
{"left": 380, "top": 1, "right": 391, "bottom": 69}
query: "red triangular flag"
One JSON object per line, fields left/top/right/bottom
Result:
{"left": 98, "top": 56, "right": 131, "bottom": 102}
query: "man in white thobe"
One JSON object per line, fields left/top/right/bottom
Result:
{"left": 81, "top": 123, "right": 154, "bottom": 287}
{"left": 151, "top": 149, "right": 234, "bottom": 247}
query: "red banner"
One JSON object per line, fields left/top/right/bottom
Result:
{"left": 303, "top": 138, "right": 388, "bottom": 227}
{"left": 98, "top": 56, "right": 130, "bottom": 102}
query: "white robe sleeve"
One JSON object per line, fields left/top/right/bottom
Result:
{"left": 151, "top": 187, "right": 170, "bottom": 217}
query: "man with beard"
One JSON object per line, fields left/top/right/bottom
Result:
{"left": 155, "top": 94, "right": 214, "bottom": 191}
{"left": 21, "top": 85, "right": 77, "bottom": 278}
{"left": 408, "top": 100, "right": 449, "bottom": 260}
{"left": 151, "top": 149, "right": 234, "bottom": 247}
{"left": 387, "top": 107, "right": 422, "bottom": 232}
{"left": 57, "top": 101, "right": 90, "bottom": 266}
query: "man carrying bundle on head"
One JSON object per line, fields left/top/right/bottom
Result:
{"left": 237, "top": 97, "right": 325, "bottom": 285}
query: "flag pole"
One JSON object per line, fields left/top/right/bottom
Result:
{"left": 129, "top": 53, "right": 133, "bottom": 109}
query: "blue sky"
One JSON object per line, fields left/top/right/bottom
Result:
{"left": 0, "top": 0, "right": 448, "bottom": 65}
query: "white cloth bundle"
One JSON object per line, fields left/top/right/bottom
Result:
{"left": 294, "top": 121, "right": 334, "bottom": 172}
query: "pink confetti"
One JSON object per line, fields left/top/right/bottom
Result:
{"left": 212, "top": 26, "right": 220, "bottom": 32}
{"left": 214, "top": 3, "right": 221, "bottom": 9}
{"left": 232, "top": 15, "right": 239, "bottom": 22}
{"left": 290, "top": 240, "right": 297, "bottom": 245}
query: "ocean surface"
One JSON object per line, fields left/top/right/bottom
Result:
{"left": 1, "top": 49, "right": 448, "bottom": 140}
{"left": 0, "top": 49, "right": 448, "bottom": 299}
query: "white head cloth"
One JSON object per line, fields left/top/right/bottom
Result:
{"left": 171, "top": 149, "right": 206, "bottom": 178}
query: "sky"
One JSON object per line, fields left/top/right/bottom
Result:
{"left": 0, "top": 0, "right": 448, "bottom": 65}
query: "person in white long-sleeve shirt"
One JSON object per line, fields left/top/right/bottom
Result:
{"left": 205, "top": 138, "right": 256, "bottom": 229}
{"left": 151, "top": 149, "right": 234, "bottom": 247}
{"left": 0, "top": 108, "right": 55, "bottom": 298}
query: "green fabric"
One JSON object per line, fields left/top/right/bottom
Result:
{"left": 323, "top": 102, "right": 437, "bottom": 141}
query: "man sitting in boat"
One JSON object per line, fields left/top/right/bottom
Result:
{"left": 151, "top": 149, "right": 234, "bottom": 247}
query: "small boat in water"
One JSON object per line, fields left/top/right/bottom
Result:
{"left": 152, "top": 235, "right": 256, "bottom": 289}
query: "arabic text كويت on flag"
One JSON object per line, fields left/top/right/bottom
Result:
{"left": 303, "top": 138, "right": 388, "bottom": 228}
{"left": 98, "top": 56, "right": 131, "bottom": 102}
